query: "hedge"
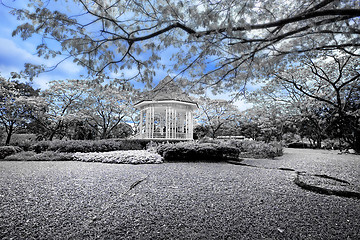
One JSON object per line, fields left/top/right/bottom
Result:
{"left": 30, "top": 139, "right": 188, "bottom": 153}
{"left": 156, "top": 142, "right": 240, "bottom": 161}
{"left": 228, "top": 140, "right": 283, "bottom": 158}
{"left": 31, "top": 139, "right": 148, "bottom": 153}
{"left": 0, "top": 146, "right": 23, "bottom": 159}
{"left": 73, "top": 150, "right": 163, "bottom": 164}
{"left": 156, "top": 140, "right": 283, "bottom": 161}
{"left": 4, "top": 151, "right": 74, "bottom": 161}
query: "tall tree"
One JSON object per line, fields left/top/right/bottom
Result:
{"left": 4, "top": 0, "right": 359, "bottom": 91}
{"left": 257, "top": 50, "right": 360, "bottom": 151}
{"left": 35, "top": 79, "right": 87, "bottom": 140}
{"left": 0, "top": 76, "right": 42, "bottom": 144}
{"left": 81, "top": 81, "right": 135, "bottom": 139}
{"left": 240, "top": 99, "right": 295, "bottom": 142}
{"left": 196, "top": 97, "right": 240, "bottom": 138}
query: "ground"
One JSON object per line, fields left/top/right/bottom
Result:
{"left": 0, "top": 148, "right": 359, "bottom": 239}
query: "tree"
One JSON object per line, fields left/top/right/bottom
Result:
{"left": 295, "top": 100, "right": 334, "bottom": 148}
{"left": 4, "top": 0, "right": 359, "bottom": 90}
{"left": 196, "top": 97, "right": 240, "bottom": 138}
{"left": 34, "top": 79, "right": 87, "bottom": 140}
{"left": 240, "top": 100, "right": 295, "bottom": 142}
{"left": 257, "top": 50, "right": 360, "bottom": 151}
{"left": 81, "top": 81, "right": 135, "bottom": 139}
{"left": 0, "top": 76, "right": 42, "bottom": 144}
{"left": 193, "top": 124, "right": 210, "bottom": 139}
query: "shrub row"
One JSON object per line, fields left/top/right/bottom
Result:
{"left": 3, "top": 139, "right": 283, "bottom": 162}
{"left": 4, "top": 151, "right": 74, "bottom": 161}
{"left": 4, "top": 150, "right": 163, "bottom": 164}
{"left": 0, "top": 146, "right": 23, "bottom": 159}
{"left": 73, "top": 150, "right": 163, "bottom": 164}
{"left": 156, "top": 140, "right": 283, "bottom": 161}
{"left": 31, "top": 139, "right": 155, "bottom": 153}
{"left": 156, "top": 142, "right": 240, "bottom": 162}
{"left": 229, "top": 140, "right": 283, "bottom": 159}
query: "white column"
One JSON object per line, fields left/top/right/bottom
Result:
{"left": 165, "top": 107, "right": 169, "bottom": 138}
{"left": 152, "top": 106, "right": 155, "bottom": 138}
{"left": 185, "top": 111, "right": 189, "bottom": 139}
{"left": 139, "top": 109, "right": 143, "bottom": 138}
{"left": 160, "top": 113, "right": 164, "bottom": 136}
{"left": 189, "top": 111, "right": 193, "bottom": 139}
{"left": 179, "top": 115, "right": 184, "bottom": 133}
{"left": 145, "top": 108, "right": 148, "bottom": 138}
{"left": 171, "top": 108, "right": 174, "bottom": 139}
{"left": 174, "top": 109, "right": 177, "bottom": 139}
{"left": 151, "top": 106, "right": 154, "bottom": 138}
{"left": 171, "top": 108, "right": 174, "bottom": 138}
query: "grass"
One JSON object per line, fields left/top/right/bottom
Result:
{"left": 0, "top": 148, "right": 359, "bottom": 239}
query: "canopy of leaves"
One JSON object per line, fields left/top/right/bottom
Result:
{"left": 196, "top": 97, "right": 241, "bottom": 138}
{"left": 250, "top": 50, "right": 360, "bottom": 151}
{"left": 0, "top": 76, "right": 43, "bottom": 144}
{"left": 4, "top": 0, "right": 359, "bottom": 93}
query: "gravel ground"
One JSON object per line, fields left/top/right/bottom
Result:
{"left": 0, "top": 148, "right": 359, "bottom": 239}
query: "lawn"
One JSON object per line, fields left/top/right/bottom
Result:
{"left": 0, "top": 148, "right": 359, "bottom": 239}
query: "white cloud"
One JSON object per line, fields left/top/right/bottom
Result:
{"left": 0, "top": 37, "right": 43, "bottom": 66}
{"left": 56, "top": 59, "right": 83, "bottom": 75}
{"left": 32, "top": 75, "right": 51, "bottom": 90}
{"left": 233, "top": 99, "right": 253, "bottom": 111}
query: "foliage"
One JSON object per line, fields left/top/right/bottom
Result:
{"left": 193, "top": 125, "right": 210, "bottom": 139}
{"left": 73, "top": 150, "right": 163, "bottom": 164}
{"left": 6, "top": 133, "right": 37, "bottom": 151}
{"left": 5, "top": 149, "right": 162, "bottom": 164}
{"left": 321, "top": 139, "right": 350, "bottom": 151}
{"left": 4, "top": 151, "right": 74, "bottom": 161}
{"left": 80, "top": 80, "right": 136, "bottom": 139}
{"left": 156, "top": 141, "right": 240, "bottom": 161}
{"left": 255, "top": 50, "right": 360, "bottom": 152}
{"left": 5, "top": 0, "right": 358, "bottom": 91}
{"left": 240, "top": 102, "right": 296, "bottom": 142}
{"left": 31, "top": 78, "right": 137, "bottom": 140}
{"left": 195, "top": 97, "right": 241, "bottom": 138}
{"left": 287, "top": 142, "right": 312, "bottom": 149}
{"left": 0, "top": 76, "right": 43, "bottom": 144}
{"left": 0, "top": 145, "right": 23, "bottom": 159}
{"left": 33, "top": 79, "right": 88, "bottom": 140}
{"left": 223, "top": 140, "right": 283, "bottom": 159}
{"left": 31, "top": 139, "right": 152, "bottom": 153}
{"left": 156, "top": 139, "right": 283, "bottom": 161}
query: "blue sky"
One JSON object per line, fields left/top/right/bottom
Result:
{"left": 0, "top": 1, "right": 253, "bottom": 110}
{"left": 0, "top": 1, "right": 87, "bottom": 89}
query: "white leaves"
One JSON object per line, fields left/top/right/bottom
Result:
{"left": 73, "top": 150, "right": 163, "bottom": 164}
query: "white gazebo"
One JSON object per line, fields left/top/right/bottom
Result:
{"left": 134, "top": 76, "right": 198, "bottom": 140}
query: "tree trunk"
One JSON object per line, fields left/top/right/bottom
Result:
{"left": 316, "top": 136, "right": 322, "bottom": 149}
{"left": 101, "top": 128, "right": 108, "bottom": 139}
{"left": 5, "top": 124, "right": 14, "bottom": 145}
{"left": 48, "top": 132, "right": 55, "bottom": 141}
{"left": 351, "top": 130, "right": 360, "bottom": 154}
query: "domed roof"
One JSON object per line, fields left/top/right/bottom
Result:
{"left": 136, "top": 76, "right": 197, "bottom": 104}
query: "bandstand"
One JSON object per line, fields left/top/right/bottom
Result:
{"left": 134, "top": 76, "right": 198, "bottom": 140}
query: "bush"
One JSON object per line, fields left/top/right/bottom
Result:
{"left": 4, "top": 151, "right": 74, "bottom": 161}
{"left": 195, "top": 139, "right": 283, "bottom": 159}
{"left": 0, "top": 146, "right": 23, "bottom": 159}
{"left": 321, "top": 139, "right": 351, "bottom": 150}
{"left": 234, "top": 140, "right": 283, "bottom": 158}
{"left": 73, "top": 150, "right": 163, "bottom": 164}
{"left": 31, "top": 139, "right": 148, "bottom": 153}
{"left": 156, "top": 141, "right": 240, "bottom": 161}
{"left": 287, "top": 142, "right": 311, "bottom": 149}
{"left": 31, "top": 139, "right": 191, "bottom": 153}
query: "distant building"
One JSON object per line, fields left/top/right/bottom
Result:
{"left": 134, "top": 76, "right": 198, "bottom": 139}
